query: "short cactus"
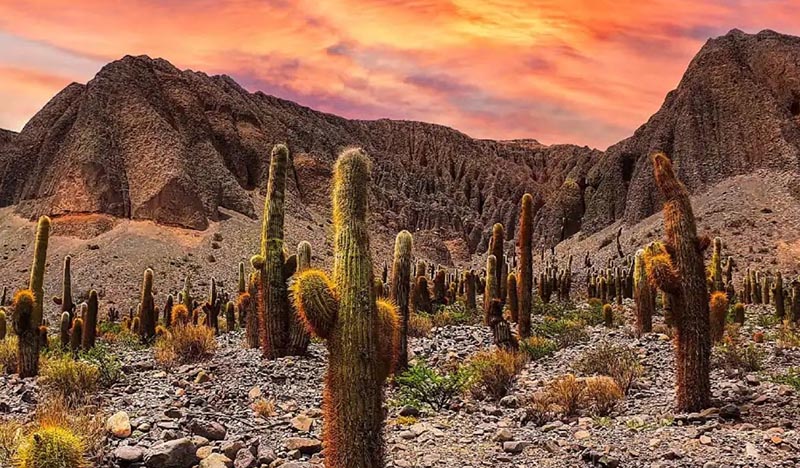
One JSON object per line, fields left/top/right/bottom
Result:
{"left": 290, "top": 148, "right": 398, "bottom": 468}
{"left": 709, "top": 291, "right": 728, "bottom": 343}
{"left": 139, "top": 269, "right": 156, "bottom": 343}
{"left": 69, "top": 318, "right": 83, "bottom": 353}
{"left": 81, "top": 290, "right": 98, "bottom": 350}
{"left": 225, "top": 301, "right": 236, "bottom": 332}
{"left": 732, "top": 302, "right": 746, "bottom": 324}
{"left": 59, "top": 312, "right": 71, "bottom": 351}
{"left": 389, "top": 230, "right": 413, "bottom": 372}
{"left": 602, "top": 304, "right": 613, "bottom": 327}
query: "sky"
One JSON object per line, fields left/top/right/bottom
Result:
{"left": 0, "top": 1, "right": 799, "bottom": 149}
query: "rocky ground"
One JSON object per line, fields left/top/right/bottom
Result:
{"left": 1, "top": 299, "right": 798, "bottom": 468}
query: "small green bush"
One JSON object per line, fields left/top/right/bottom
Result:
{"left": 519, "top": 335, "right": 557, "bottom": 360}
{"left": 533, "top": 317, "right": 587, "bottom": 348}
{"left": 774, "top": 367, "right": 800, "bottom": 390}
{"left": 78, "top": 343, "right": 121, "bottom": 387}
{"left": 39, "top": 356, "right": 100, "bottom": 405}
{"left": 713, "top": 342, "right": 764, "bottom": 373}
{"left": 395, "top": 362, "right": 472, "bottom": 411}
{"left": 573, "top": 341, "right": 643, "bottom": 394}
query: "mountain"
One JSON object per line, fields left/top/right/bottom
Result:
{"left": 0, "top": 29, "right": 799, "bottom": 261}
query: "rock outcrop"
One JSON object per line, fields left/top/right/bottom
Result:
{"left": 1, "top": 29, "right": 799, "bottom": 255}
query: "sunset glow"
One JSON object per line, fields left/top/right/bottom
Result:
{"left": 1, "top": 0, "right": 799, "bottom": 148}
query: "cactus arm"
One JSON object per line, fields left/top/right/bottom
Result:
{"left": 291, "top": 269, "right": 338, "bottom": 339}
{"left": 644, "top": 252, "right": 681, "bottom": 295}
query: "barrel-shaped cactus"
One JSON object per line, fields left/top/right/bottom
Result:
{"left": 390, "top": 230, "right": 413, "bottom": 372}
{"left": 291, "top": 148, "right": 398, "bottom": 468}
{"left": 642, "top": 152, "right": 711, "bottom": 412}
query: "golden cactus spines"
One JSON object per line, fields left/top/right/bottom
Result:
{"left": 291, "top": 148, "right": 398, "bottom": 468}
{"left": 633, "top": 249, "right": 653, "bottom": 336}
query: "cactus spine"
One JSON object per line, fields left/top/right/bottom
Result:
{"left": 291, "top": 148, "right": 398, "bottom": 468}
{"left": 82, "top": 290, "right": 98, "bottom": 350}
{"left": 17, "top": 216, "right": 50, "bottom": 377}
{"left": 139, "top": 269, "right": 156, "bottom": 343}
{"left": 252, "top": 144, "right": 305, "bottom": 358}
{"left": 642, "top": 153, "right": 711, "bottom": 412}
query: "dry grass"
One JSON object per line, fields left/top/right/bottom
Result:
{"left": 582, "top": 376, "right": 623, "bottom": 416}
{"left": 39, "top": 356, "right": 100, "bottom": 406}
{"left": 408, "top": 313, "right": 433, "bottom": 338}
{"left": 154, "top": 324, "right": 217, "bottom": 368}
{"left": 468, "top": 349, "right": 527, "bottom": 400}
{"left": 573, "top": 341, "right": 643, "bottom": 394}
{"left": 252, "top": 398, "right": 277, "bottom": 418}
{"left": 0, "top": 336, "right": 18, "bottom": 374}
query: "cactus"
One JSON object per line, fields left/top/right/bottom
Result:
{"left": 791, "top": 279, "right": 800, "bottom": 324}
{"left": 484, "top": 255, "right": 498, "bottom": 324}
{"left": 488, "top": 223, "right": 505, "bottom": 306}
{"left": 598, "top": 276, "right": 607, "bottom": 305}
{"left": 614, "top": 266, "right": 622, "bottom": 306}
{"left": 182, "top": 277, "right": 193, "bottom": 311}
{"left": 0, "top": 309, "right": 5, "bottom": 340}
{"left": 732, "top": 302, "right": 746, "bottom": 324}
{"left": 708, "top": 238, "right": 724, "bottom": 292}
{"left": 642, "top": 152, "right": 711, "bottom": 412}
{"left": 202, "top": 278, "right": 221, "bottom": 333}
{"left": 412, "top": 276, "right": 432, "bottom": 314}
{"left": 507, "top": 273, "right": 518, "bottom": 323}
{"left": 290, "top": 148, "right": 398, "bottom": 468}
{"left": 131, "top": 316, "right": 141, "bottom": 334}
{"left": 69, "top": 318, "right": 83, "bottom": 353}
{"left": 16, "top": 216, "right": 50, "bottom": 377}
{"left": 54, "top": 255, "right": 75, "bottom": 321}
{"left": 762, "top": 273, "right": 770, "bottom": 305}
{"left": 238, "top": 262, "right": 246, "bottom": 294}
{"left": 390, "top": 230, "right": 413, "bottom": 372}
{"left": 488, "top": 299, "right": 517, "bottom": 351}
{"left": 163, "top": 295, "right": 174, "bottom": 327}
{"left": 225, "top": 301, "right": 236, "bottom": 332}
{"left": 0, "top": 286, "right": 5, "bottom": 306}
{"left": 709, "top": 291, "right": 728, "bottom": 343}
{"left": 633, "top": 249, "right": 653, "bottom": 336}
{"left": 243, "top": 272, "right": 260, "bottom": 348}
{"left": 432, "top": 269, "right": 446, "bottom": 306}
{"left": 251, "top": 144, "right": 306, "bottom": 358}
{"left": 81, "top": 290, "right": 98, "bottom": 350}
{"left": 743, "top": 268, "right": 752, "bottom": 304}
{"left": 58, "top": 312, "right": 71, "bottom": 351}
{"left": 602, "top": 304, "right": 613, "bottom": 327}
{"left": 773, "top": 272, "right": 784, "bottom": 319}
{"left": 38, "top": 325, "right": 48, "bottom": 350}
{"left": 139, "top": 269, "right": 156, "bottom": 343}
{"left": 464, "top": 270, "right": 477, "bottom": 311}
{"left": 517, "top": 194, "right": 535, "bottom": 337}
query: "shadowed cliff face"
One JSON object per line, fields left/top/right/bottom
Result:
{"left": 1, "top": 29, "right": 799, "bottom": 256}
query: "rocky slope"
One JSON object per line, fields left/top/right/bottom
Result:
{"left": 1, "top": 29, "right": 798, "bottom": 259}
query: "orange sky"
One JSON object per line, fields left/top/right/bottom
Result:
{"left": 1, "top": 0, "right": 798, "bottom": 148}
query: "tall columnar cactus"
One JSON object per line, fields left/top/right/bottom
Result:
{"left": 203, "top": 278, "right": 221, "bottom": 332}
{"left": 291, "top": 148, "right": 399, "bottom": 468}
{"left": 743, "top": 268, "right": 752, "bottom": 304}
{"left": 243, "top": 272, "right": 260, "bottom": 348}
{"left": 432, "top": 269, "right": 447, "bottom": 305}
{"left": 614, "top": 266, "right": 623, "bottom": 306}
{"left": 54, "top": 255, "right": 75, "bottom": 321}
{"left": 82, "top": 290, "right": 98, "bottom": 350}
{"left": 507, "top": 273, "right": 518, "bottom": 323}
{"left": 633, "top": 249, "right": 653, "bottom": 336}
{"left": 488, "top": 223, "right": 505, "bottom": 305}
{"left": 413, "top": 276, "right": 432, "bottom": 314}
{"left": 0, "top": 310, "right": 6, "bottom": 340}
{"left": 733, "top": 302, "right": 746, "bottom": 324}
{"left": 709, "top": 237, "right": 724, "bottom": 292}
{"left": 139, "top": 269, "right": 156, "bottom": 343}
{"left": 791, "top": 279, "right": 800, "bottom": 324}
{"left": 517, "top": 193, "right": 534, "bottom": 338}
{"left": 484, "top": 255, "right": 498, "bottom": 325}
{"left": 773, "top": 272, "right": 784, "bottom": 319}
{"left": 182, "top": 277, "right": 193, "bottom": 311}
{"left": 225, "top": 301, "right": 236, "bottom": 332}
{"left": 288, "top": 241, "right": 313, "bottom": 353}
{"left": 762, "top": 273, "right": 770, "bottom": 305}
{"left": 238, "top": 262, "right": 246, "bottom": 294}
{"left": 390, "top": 230, "right": 413, "bottom": 372}
{"left": 16, "top": 216, "right": 50, "bottom": 377}
{"left": 163, "top": 295, "right": 174, "bottom": 327}
{"left": 464, "top": 270, "right": 477, "bottom": 311}
{"left": 642, "top": 152, "right": 711, "bottom": 412}
{"left": 251, "top": 144, "right": 304, "bottom": 358}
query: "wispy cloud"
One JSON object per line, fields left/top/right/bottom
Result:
{"left": 0, "top": 0, "right": 798, "bottom": 148}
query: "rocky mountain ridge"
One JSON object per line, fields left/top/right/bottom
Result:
{"left": 0, "top": 29, "right": 799, "bottom": 260}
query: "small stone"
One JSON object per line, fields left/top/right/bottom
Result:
{"left": 200, "top": 453, "right": 233, "bottom": 468}
{"left": 114, "top": 445, "right": 144, "bottom": 463}
{"left": 188, "top": 420, "right": 227, "bottom": 441}
{"left": 499, "top": 395, "right": 518, "bottom": 408}
{"left": 745, "top": 443, "right": 759, "bottom": 458}
{"left": 234, "top": 448, "right": 256, "bottom": 468}
{"left": 221, "top": 441, "right": 244, "bottom": 459}
{"left": 502, "top": 440, "right": 530, "bottom": 454}
{"left": 492, "top": 428, "right": 513, "bottom": 442}
{"left": 195, "top": 370, "right": 211, "bottom": 384}
{"left": 107, "top": 411, "right": 132, "bottom": 438}
{"left": 196, "top": 446, "right": 214, "bottom": 459}
{"left": 283, "top": 437, "right": 322, "bottom": 454}
{"left": 291, "top": 414, "right": 314, "bottom": 433}
{"left": 398, "top": 406, "right": 420, "bottom": 417}
{"left": 574, "top": 430, "right": 591, "bottom": 440}
{"left": 256, "top": 444, "right": 276, "bottom": 465}
{"left": 248, "top": 386, "right": 262, "bottom": 400}
{"left": 719, "top": 404, "right": 740, "bottom": 420}
{"left": 143, "top": 437, "right": 198, "bottom": 468}
{"left": 699, "top": 435, "right": 712, "bottom": 445}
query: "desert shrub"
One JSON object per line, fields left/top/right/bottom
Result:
{"left": 39, "top": 356, "right": 100, "bottom": 405}
{"left": 0, "top": 419, "right": 24, "bottom": 465}
{"left": 78, "top": 343, "right": 121, "bottom": 387}
{"left": 519, "top": 335, "right": 557, "bottom": 360}
{"left": 652, "top": 323, "right": 673, "bottom": 337}
{"left": 432, "top": 302, "right": 475, "bottom": 327}
{"left": 533, "top": 317, "right": 587, "bottom": 348}
{"left": 14, "top": 426, "right": 86, "bottom": 468}
{"left": 395, "top": 361, "right": 472, "bottom": 411}
{"left": 713, "top": 342, "right": 764, "bottom": 373}
{"left": 0, "top": 336, "right": 18, "bottom": 374}
{"left": 756, "top": 313, "right": 780, "bottom": 328}
{"left": 252, "top": 397, "right": 277, "bottom": 418}
{"left": 774, "top": 367, "right": 800, "bottom": 391}
{"left": 154, "top": 324, "right": 216, "bottom": 368}
{"left": 777, "top": 325, "right": 800, "bottom": 348}
{"left": 97, "top": 321, "right": 121, "bottom": 337}
{"left": 524, "top": 393, "right": 561, "bottom": 426}
{"left": 467, "top": 349, "right": 527, "bottom": 400}
{"left": 573, "top": 342, "right": 643, "bottom": 394}
{"left": 545, "top": 374, "right": 586, "bottom": 416}
{"left": 408, "top": 313, "right": 433, "bottom": 338}
{"left": 582, "top": 376, "right": 623, "bottom": 416}
{"left": 35, "top": 398, "right": 104, "bottom": 459}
